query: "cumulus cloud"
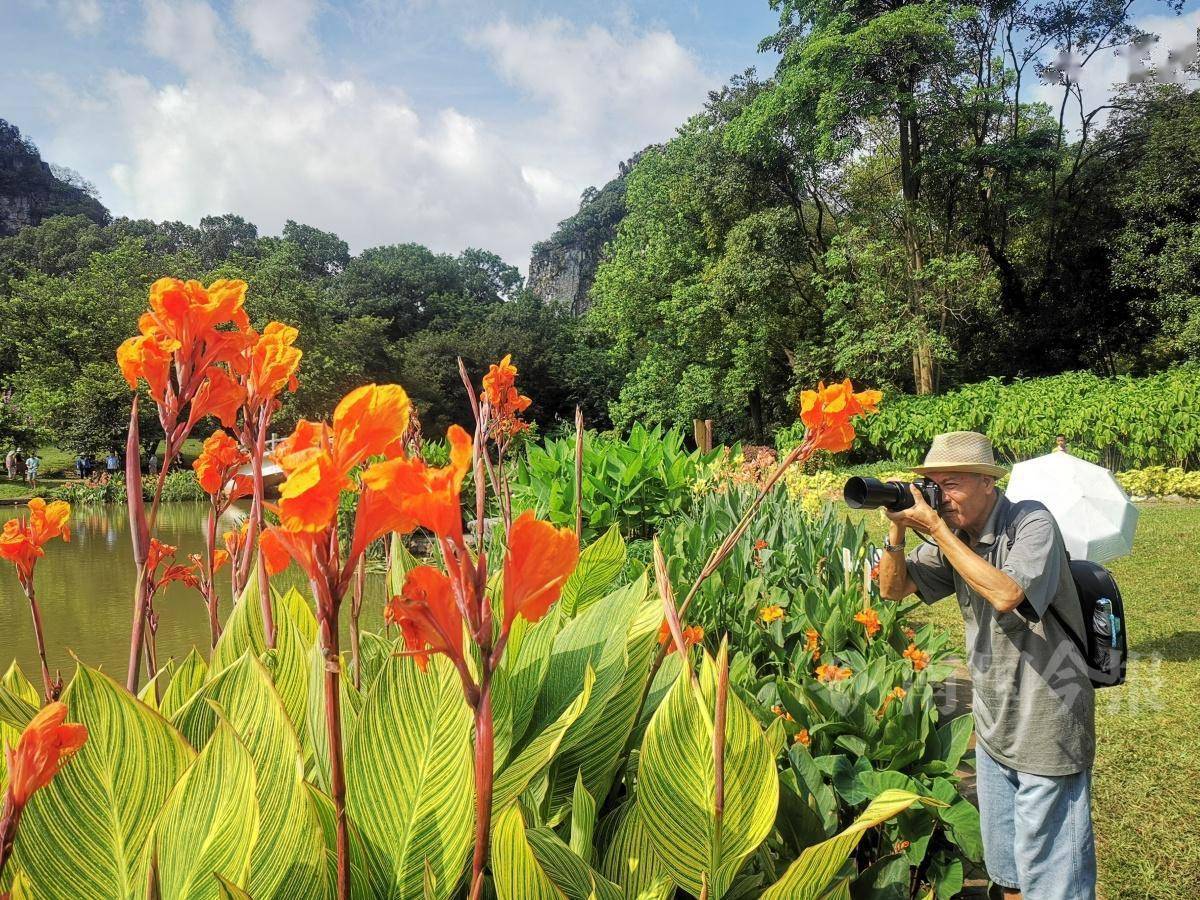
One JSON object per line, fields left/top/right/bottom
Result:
{"left": 39, "top": 5, "right": 719, "bottom": 267}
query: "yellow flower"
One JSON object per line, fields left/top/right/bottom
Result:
{"left": 804, "top": 628, "right": 820, "bottom": 655}
{"left": 759, "top": 604, "right": 784, "bottom": 624}
{"left": 878, "top": 686, "right": 907, "bottom": 717}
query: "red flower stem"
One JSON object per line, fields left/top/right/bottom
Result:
{"left": 318, "top": 602, "right": 351, "bottom": 900}
{"left": 350, "top": 557, "right": 365, "bottom": 691}
{"left": 574, "top": 406, "right": 584, "bottom": 540}
{"left": 126, "top": 573, "right": 151, "bottom": 693}
{"left": 21, "top": 583, "right": 56, "bottom": 702}
{"left": 0, "top": 796, "right": 23, "bottom": 881}
{"left": 469, "top": 669, "right": 495, "bottom": 900}
{"left": 205, "top": 507, "right": 221, "bottom": 647}
{"left": 253, "top": 408, "right": 276, "bottom": 648}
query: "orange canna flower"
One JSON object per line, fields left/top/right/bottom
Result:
{"left": 902, "top": 626, "right": 917, "bottom": 641}
{"left": 657, "top": 620, "right": 705, "bottom": 655}
{"left": 794, "top": 728, "right": 811, "bottom": 747}
{"left": 481, "top": 354, "right": 532, "bottom": 439}
{"left": 331, "top": 384, "right": 411, "bottom": 472}
{"left": 147, "top": 538, "right": 199, "bottom": 592}
{"left": 223, "top": 521, "right": 248, "bottom": 558}
{"left": 799, "top": 379, "right": 882, "bottom": 454}
{"left": 903, "top": 643, "right": 931, "bottom": 671}
{"left": 804, "top": 628, "right": 820, "bottom": 655}
{"left": 3, "top": 701, "right": 88, "bottom": 808}
{"left": 386, "top": 565, "right": 464, "bottom": 671}
{"left": 854, "top": 608, "right": 881, "bottom": 638}
{"left": 187, "top": 367, "right": 246, "bottom": 431}
{"left": 117, "top": 332, "right": 177, "bottom": 403}
{"left": 245, "top": 322, "right": 302, "bottom": 408}
{"left": 146, "top": 277, "right": 250, "bottom": 343}
{"left": 759, "top": 604, "right": 784, "bottom": 624}
{"left": 753, "top": 539, "right": 769, "bottom": 551}
{"left": 360, "top": 424, "right": 473, "bottom": 543}
{"left": 770, "top": 704, "right": 795, "bottom": 722}
{"left": 878, "top": 686, "right": 907, "bottom": 717}
{"left": 193, "top": 430, "right": 250, "bottom": 496}
{"left": 0, "top": 499, "right": 72, "bottom": 587}
{"left": 502, "top": 510, "right": 579, "bottom": 628}
{"left": 259, "top": 528, "right": 294, "bottom": 576}
{"left": 815, "top": 663, "right": 852, "bottom": 683}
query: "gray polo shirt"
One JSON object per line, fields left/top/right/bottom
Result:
{"left": 907, "top": 492, "right": 1095, "bottom": 776}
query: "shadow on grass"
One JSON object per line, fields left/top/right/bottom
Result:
{"left": 1130, "top": 630, "right": 1200, "bottom": 663}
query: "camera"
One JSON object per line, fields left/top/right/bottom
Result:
{"left": 843, "top": 476, "right": 942, "bottom": 512}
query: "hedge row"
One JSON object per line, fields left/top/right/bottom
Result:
{"left": 837, "top": 367, "right": 1200, "bottom": 470}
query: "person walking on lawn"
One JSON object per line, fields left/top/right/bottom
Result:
{"left": 24, "top": 451, "right": 41, "bottom": 486}
{"left": 4, "top": 447, "right": 17, "bottom": 480}
{"left": 878, "top": 431, "right": 1096, "bottom": 900}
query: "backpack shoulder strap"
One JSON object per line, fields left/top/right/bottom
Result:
{"left": 1003, "top": 500, "right": 1090, "bottom": 658}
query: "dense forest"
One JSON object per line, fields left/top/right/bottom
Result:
{"left": 2, "top": 0, "right": 1198, "bottom": 451}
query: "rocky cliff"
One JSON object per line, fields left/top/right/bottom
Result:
{"left": 528, "top": 150, "right": 650, "bottom": 315}
{"left": 0, "top": 119, "right": 109, "bottom": 237}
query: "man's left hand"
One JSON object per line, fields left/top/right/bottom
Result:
{"left": 885, "top": 484, "right": 943, "bottom": 535}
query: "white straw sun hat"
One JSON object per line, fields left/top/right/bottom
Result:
{"left": 912, "top": 431, "right": 1007, "bottom": 478}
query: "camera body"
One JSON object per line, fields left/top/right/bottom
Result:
{"left": 843, "top": 476, "right": 943, "bottom": 512}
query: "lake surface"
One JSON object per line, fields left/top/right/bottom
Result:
{"left": 0, "top": 502, "right": 389, "bottom": 685}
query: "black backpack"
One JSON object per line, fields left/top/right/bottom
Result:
{"left": 1006, "top": 502, "right": 1128, "bottom": 688}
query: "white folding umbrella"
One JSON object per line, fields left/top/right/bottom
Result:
{"left": 1004, "top": 452, "right": 1139, "bottom": 563}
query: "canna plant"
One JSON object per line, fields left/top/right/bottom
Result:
{"left": 0, "top": 499, "right": 71, "bottom": 701}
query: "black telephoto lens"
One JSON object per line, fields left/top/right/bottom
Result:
{"left": 843, "top": 477, "right": 914, "bottom": 511}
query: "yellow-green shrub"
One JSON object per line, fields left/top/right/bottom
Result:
{"left": 1115, "top": 466, "right": 1200, "bottom": 498}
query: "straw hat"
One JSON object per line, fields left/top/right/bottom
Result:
{"left": 912, "top": 431, "right": 1007, "bottom": 478}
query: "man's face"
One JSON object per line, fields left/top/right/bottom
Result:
{"left": 927, "top": 471, "right": 995, "bottom": 532}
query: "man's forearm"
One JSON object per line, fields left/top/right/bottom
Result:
{"left": 928, "top": 520, "right": 1023, "bottom": 612}
{"left": 878, "top": 522, "right": 911, "bottom": 600}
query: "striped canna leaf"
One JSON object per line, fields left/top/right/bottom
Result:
{"left": 759, "top": 789, "right": 944, "bottom": 899}
{"left": 490, "top": 803, "right": 564, "bottom": 900}
{"left": 598, "top": 801, "right": 673, "bottom": 899}
{"left": 172, "top": 652, "right": 330, "bottom": 899}
{"left": 345, "top": 653, "right": 474, "bottom": 899}
{"left": 159, "top": 648, "right": 209, "bottom": 721}
{"left": 152, "top": 714, "right": 259, "bottom": 899}
{"left": 637, "top": 649, "right": 778, "bottom": 899}
{"left": 13, "top": 663, "right": 194, "bottom": 899}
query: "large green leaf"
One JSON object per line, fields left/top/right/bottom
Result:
{"left": 598, "top": 802, "right": 672, "bottom": 900}
{"left": 346, "top": 653, "right": 474, "bottom": 899}
{"left": 491, "top": 605, "right": 562, "bottom": 768}
{"left": 210, "top": 578, "right": 314, "bottom": 743}
{"left": 549, "top": 586, "right": 658, "bottom": 809}
{"left": 160, "top": 648, "right": 209, "bottom": 721}
{"left": 172, "top": 653, "right": 330, "bottom": 899}
{"left": 525, "top": 826, "right": 623, "bottom": 900}
{"left": 760, "top": 790, "right": 942, "bottom": 900}
{"left": 14, "top": 664, "right": 194, "bottom": 899}
{"left": 493, "top": 667, "right": 594, "bottom": 811}
{"left": 559, "top": 525, "right": 626, "bottom": 617}
{"left": 490, "top": 803, "right": 564, "bottom": 900}
{"left": 153, "top": 715, "right": 259, "bottom": 899}
{"left": 2, "top": 662, "right": 40, "bottom": 706}
{"left": 637, "top": 651, "right": 778, "bottom": 899}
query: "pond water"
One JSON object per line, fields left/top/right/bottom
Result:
{"left": 0, "top": 502, "right": 390, "bottom": 685}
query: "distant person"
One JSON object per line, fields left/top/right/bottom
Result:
{"left": 1052, "top": 434, "right": 1068, "bottom": 453}
{"left": 5, "top": 448, "right": 17, "bottom": 480}
{"left": 75, "top": 452, "right": 87, "bottom": 479}
{"left": 148, "top": 453, "right": 159, "bottom": 477}
{"left": 25, "top": 451, "right": 40, "bottom": 486}
{"left": 105, "top": 450, "right": 121, "bottom": 477}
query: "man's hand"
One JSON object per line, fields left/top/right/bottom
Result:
{"left": 885, "top": 484, "right": 942, "bottom": 535}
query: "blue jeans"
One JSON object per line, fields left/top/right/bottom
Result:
{"left": 975, "top": 746, "right": 1096, "bottom": 899}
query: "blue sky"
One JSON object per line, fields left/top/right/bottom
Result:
{"left": 2, "top": 0, "right": 1198, "bottom": 267}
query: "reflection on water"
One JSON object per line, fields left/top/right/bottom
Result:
{"left": 0, "top": 502, "right": 388, "bottom": 683}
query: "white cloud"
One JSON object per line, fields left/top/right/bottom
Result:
{"left": 141, "top": 0, "right": 235, "bottom": 78}
{"left": 231, "top": 0, "right": 320, "bottom": 69}
{"left": 40, "top": 9, "right": 720, "bottom": 268}
{"left": 472, "top": 17, "right": 711, "bottom": 148}
{"left": 1032, "top": 9, "right": 1200, "bottom": 132}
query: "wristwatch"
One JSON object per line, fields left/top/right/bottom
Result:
{"left": 882, "top": 535, "right": 905, "bottom": 553}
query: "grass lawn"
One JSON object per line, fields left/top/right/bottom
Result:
{"left": 857, "top": 502, "right": 1200, "bottom": 900}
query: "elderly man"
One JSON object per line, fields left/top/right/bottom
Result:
{"left": 878, "top": 431, "right": 1096, "bottom": 900}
